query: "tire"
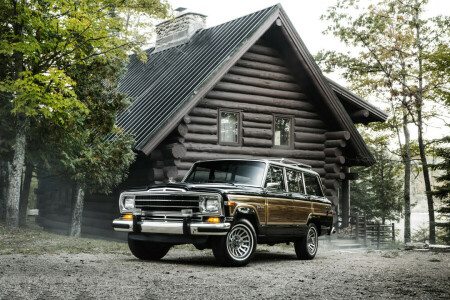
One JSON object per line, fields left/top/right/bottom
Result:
{"left": 128, "top": 235, "right": 171, "bottom": 260}
{"left": 294, "top": 223, "right": 318, "bottom": 260}
{"left": 212, "top": 219, "right": 257, "bottom": 267}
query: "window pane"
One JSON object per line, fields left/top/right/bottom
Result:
{"left": 220, "top": 112, "right": 239, "bottom": 143}
{"left": 304, "top": 174, "right": 324, "bottom": 197}
{"left": 265, "top": 165, "right": 285, "bottom": 192}
{"left": 274, "top": 117, "right": 291, "bottom": 146}
{"left": 286, "top": 169, "right": 304, "bottom": 193}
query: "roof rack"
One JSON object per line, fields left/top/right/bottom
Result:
{"left": 269, "top": 158, "right": 312, "bottom": 169}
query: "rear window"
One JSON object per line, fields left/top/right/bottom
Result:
{"left": 304, "top": 174, "right": 324, "bottom": 197}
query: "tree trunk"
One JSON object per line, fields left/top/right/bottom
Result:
{"left": 70, "top": 183, "right": 85, "bottom": 237}
{"left": 19, "top": 163, "right": 33, "bottom": 227}
{"left": 403, "top": 112, "right": 412, "bottom": 243}
{"left": 417, "top": 113, "right": 435, "bottom": 244}
{"left": 6, "top": 8, "right": 26, "bottom": 229}
{"left": 414, "top": 0, "right": 435, "bottom": 244}
{"left": 6, "top": 116, "right": 26, "bottom": 229}
{"left": 0, "top": 161, "right": 10, "bottom": 221}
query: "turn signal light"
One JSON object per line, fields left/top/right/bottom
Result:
{"left": 206, "top": 217, "right": 220, "bottom": 223}
{"left": 123, "top": 214, "right": 133, "bottom": 220}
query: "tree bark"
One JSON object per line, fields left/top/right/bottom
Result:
{"left": 19, "top": 162, "right": 33, "bottom": 227}
{"left": 70, "top": 183, "right": 85, "bottom": 237}
{"left": 6, "top": 115, "right": 26, "bottom": 229}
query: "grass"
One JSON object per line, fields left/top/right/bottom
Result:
{"left": 0, "top": 220, "right": 129, "bottom": 256}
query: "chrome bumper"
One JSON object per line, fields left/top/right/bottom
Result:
{"left": 112, "top": 219, "right": 231, "bottom": 236}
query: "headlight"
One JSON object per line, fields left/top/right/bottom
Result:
{"left": 124, "top": 196, "right": 135, "bottom": 209}
{"left": 200, "top": 194, "right": 222, "bottom": 214}
{"left": 120, "top": 194, "right": 135, "bottom": 212}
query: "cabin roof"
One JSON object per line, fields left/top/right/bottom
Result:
{"left": 115, "top": 4, "right": 388, "bottom": 166}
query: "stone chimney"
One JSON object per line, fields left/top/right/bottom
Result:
{"left": 155, "top": 9, "right": 207, "bottom": 51}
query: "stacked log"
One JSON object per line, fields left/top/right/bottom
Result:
{"left": 319, "top": 131, "right": 351, "bottom": 200}
{"left": 147, "top": 118, "right": 191, "bottom": 183}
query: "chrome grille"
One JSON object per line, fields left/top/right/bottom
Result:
{"left": 134, "top": 194, "right": 201, "bottom": 214}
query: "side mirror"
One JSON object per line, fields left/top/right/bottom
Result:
{"left": 266, "top": 182, "right": 281, "bottom": 191}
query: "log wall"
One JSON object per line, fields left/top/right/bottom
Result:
{"left": 174, "top": 42, "right": 347, "bottom": 205}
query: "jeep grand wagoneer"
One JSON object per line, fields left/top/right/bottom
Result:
{"left": 112, "top": 159, "right": 334, "bottom": 267}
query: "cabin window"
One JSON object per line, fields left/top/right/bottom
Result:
{"left": 274, "top": 116, "right": 292, "bottom": 147}
{"left": 219, "top": 110, "right": 240, "bottom": 144}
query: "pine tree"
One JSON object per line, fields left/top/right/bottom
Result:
{"left": 431, "top": 136, "right": 450, "bottom": 244}
{"left": 351, "top": 147, "right": 403, "bottom": 223}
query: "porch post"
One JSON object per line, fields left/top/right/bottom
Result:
{"left": 341, "top": 166, "right": 350, "bottom": 228}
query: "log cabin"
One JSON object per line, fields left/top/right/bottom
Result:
{"left": 36, "top": 5, "right": 387, "bottom": 239}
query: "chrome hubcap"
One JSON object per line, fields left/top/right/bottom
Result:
{"left": 226, "top": 224, "right": 253, "bottom": 261}
{"left": 307, "top": 227, "right": 317, "bottom": 255}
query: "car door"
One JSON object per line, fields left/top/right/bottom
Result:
{"left": 286, "top": 168, "right": 311, "bottom": 227}
{"left": 264, "top": 164, "right": 294, "bottom": 235}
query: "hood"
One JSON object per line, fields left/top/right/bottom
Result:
{"left": 124, "top": 182, "right": 264, "bottom": 196}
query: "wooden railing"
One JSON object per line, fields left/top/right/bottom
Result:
{"left": 341, "top": 212, "right": 396, "bottom": 249}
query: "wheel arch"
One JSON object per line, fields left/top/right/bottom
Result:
{"left": 307, "top": 215, "right": 321, "bottom": 236}
{"left": 233, "top": 206, "right": 260, "bottom": 235}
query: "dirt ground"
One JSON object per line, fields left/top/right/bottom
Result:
{"left": 0, "top": 243, "right": 449, "bottom": 300}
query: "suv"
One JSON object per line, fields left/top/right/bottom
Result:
{"left": 112, "top": 159, "right": 334, "bottom": 267}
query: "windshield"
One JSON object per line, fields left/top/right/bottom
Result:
{"left": 184, "top": 160, "right": 266, "bottom": 186}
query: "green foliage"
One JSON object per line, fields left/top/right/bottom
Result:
{"left": 430, "top": 134, "right": 450, "bottom": 244}
{"left": 34, "top": 56, "right": 137, "bottom": 194}
{"left": 0, "top": 0, "right": 170, "bottom": 193}
{"left": 351, "top": 147, "right": 404, "bottom": 223}
{"left": 317, "top": 0, "right": 449, "bottom": 148}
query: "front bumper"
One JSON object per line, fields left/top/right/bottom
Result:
{"left": 112, "top": 218, "right": 231, "bottom": 236}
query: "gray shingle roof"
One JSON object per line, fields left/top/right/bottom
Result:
{"left": 116, "top": 5, "right": 278, "bottom": 151}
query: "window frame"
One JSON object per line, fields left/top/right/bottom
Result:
{"left": 264, "top": 164, "right": 287, "bottom": 192}
{"left": 272, "top": 114, "right": 294, "bottom": 149}
{"left": 303, "top": 172, "right": 325, "bottom": 197}
{"left": 218, "top": 109, "right": 242, "bottom": 146}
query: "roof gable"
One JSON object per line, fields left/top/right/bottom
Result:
{"left": 116, "top": 4, "right": 387, "bottom": 166}
{"left": 116, "top": 5, "right": 280, "bottom": 153}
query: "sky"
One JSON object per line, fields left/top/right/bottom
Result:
{"left": 168, "top": 0, "right": 448, "bottom": 55}
{"left": 165, "top": 0, "right": 450, "bottom": 140}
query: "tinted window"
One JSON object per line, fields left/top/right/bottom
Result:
{"left": 184, "top": 161, "right": 265, "bottom": 186}
{"left": 304, "top": 174, "right": 324, "bottom": 197}
{"left": 220, "top": 111, "right": 239, "bottom": 143}
{"left": 286, "top": 169, "right": 304, "bottom": 193}
{"left": 274, "top": 117, "right": 291, "bottom": 146}
{"left": 265, "top": 165, "right": 286, "bottom": 192}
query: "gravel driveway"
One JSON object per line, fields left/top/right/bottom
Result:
{"left": 0, "top": 245, "right": 448, "bottom": 299}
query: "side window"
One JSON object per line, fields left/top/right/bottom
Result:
{"left": 304, "top": 174, "right": 324, "bottom": 197}
{"left": 274, "top": 116, "right": 292, "bottom": 147}
{"left": 219, "top": 111, "right": 240, "bottom": 144}
{"left": 286, "top": 169, "right": 304, "bottom": 193}
{"left": 265, "top": 165, "right": 286, "bottom": 192}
